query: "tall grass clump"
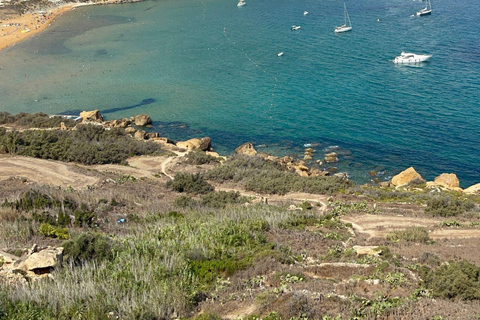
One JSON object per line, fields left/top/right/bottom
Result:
{"left": 166, "top": 173, "right": 214, "bottom": 194}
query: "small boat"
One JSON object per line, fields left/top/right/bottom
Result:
{"left": 334, "top": 3, "right": 352, "bottom": 33}
{"left": 291, "top": 25, "right": 301, "bottom": 31}
{"left": 303, "top": 11, "right": 308, "bottom": 16}
{"left": 393, "top": 52, "right": 432, "bottom": 64}
{"left": 237, "top": 0, "right": 246, "bottom": 7}
{"left": 277, "top": 52, "right": 284, "bottom": 57}
{"left": 416, "top": 0, "right": 432, "bottom": 16}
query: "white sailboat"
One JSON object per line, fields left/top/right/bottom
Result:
{"left": 416, "top": 0, "right": 432, "bottom": 16}
{"left": 335, "top": 3, "right": 352, "bottom": 33}
{"left": 237, "top": 0, "right": 246, "bottom": 7}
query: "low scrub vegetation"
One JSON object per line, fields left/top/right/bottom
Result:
{"left": 166, "top": 173, "right": 215, "bottom": 194}
{"left": 0, "top": 124, "right": 164, "bottom": 165}
{"left": 205, "top": 155, "right": 353, "bottom": 195}
{"left": 423, "top": 260, "right": 480, "bottom": 300}
{"left": 0, "top": 112, "right": 76, "bottom": 129}
{"left": 425, "top": 194, "right": 476, "bottom": 217}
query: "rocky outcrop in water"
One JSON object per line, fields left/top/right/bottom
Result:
{"left": 134, "top": 114, "right": 152, "bottom": 126}
{"left": 235, "top": 142, "right": 257, "bottom": 156}
{"left": 80, "top": 109, "right": 103, "bottom": 122}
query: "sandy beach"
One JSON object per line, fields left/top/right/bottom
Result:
{"left": 0, "top": 0, "right": 134, "bottom": 52}
{"left": 0, "top": 4, "right": 80, "bottom": 52}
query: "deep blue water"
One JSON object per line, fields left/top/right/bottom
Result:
{"left": 0, "top": 0, "right": 479, "bottom": 186}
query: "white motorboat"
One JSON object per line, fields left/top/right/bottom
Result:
{"left": 237, "top": 0, "right": 246, "bottom": 7}
{"left": 416, "top": 0, "right": 432, "bottom": 16}
{"left": 303, "top": 11, "right": 308, "bottom": 16}
{"left": 393, "top": 52, "right": 432, "bottom": 64}
{"left": 334, "top": 3, "right": 352, "bottom": 33}
{"left": 291, "top": 25, "right": 301, "bottom": 31}
{"left": 277, "top": 52, "right": 284, "bottom": 57}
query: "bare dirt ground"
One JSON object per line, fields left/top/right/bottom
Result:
{"left": 0, "top": 155, "right": 99, "bottom": 188}
{"left": 341, "top": 214, "right": 480, "bottom": 241}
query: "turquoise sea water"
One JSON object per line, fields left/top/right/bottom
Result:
{"left": 0, "top": 0, "right": 479, "bottom": 186}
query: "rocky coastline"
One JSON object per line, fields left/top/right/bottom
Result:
{"left": 71, "top": 109, "right": 480, "bottom": 195}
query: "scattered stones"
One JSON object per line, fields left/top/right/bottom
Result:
{"left": 334, "top": 172, "right": 348, "bottom": 180}
{"left": 235, "top": 142, "right": 257, "bottom": 156}
{"left": 309, "top": 168, "right": 329, "bottom": 177}
{"left": 134, "top": 114, "right": 152, "bottom": 126}
{"left": 391, "top": 167, "right": 425, "bottom": 187}
{"left": 379, "top": 181, "right": 392, "bottom": 188}
{"left": 325, "top": 152, "right": 338, "bottom": 163}
{"left": 80, "top": 109, "right": 103, "bottom": 122}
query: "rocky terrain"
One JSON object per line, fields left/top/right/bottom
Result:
{"left": 1, "top": 111, "right": 480, "bottom": 319}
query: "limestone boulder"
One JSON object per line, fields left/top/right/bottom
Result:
{"left": 464, "top": 183, "right": 480, "bottom": 195}
{"left": 134, "top": 114, "right": 152, "bottom": 126}
{"left": 60, "top": 122, "right": 68, "bottom": 131}
{"left": 325, "top": 152, "right": 338, "bottom": 163}
{"left": 391, "top": 167, "right": 425, "bottom": 187}
{"left": 125, "top": 127, "right": 136, "bottom": 134}
{"left": 134, "top": 130, "right": 146, "bottom": 140}
{"left": 304, "top": 154, "right": 313, "bottom": 161}
{"left": 433, "top": 173, "right": 460, "bottom": 189}
{"left": 24, "top": 247, "right": 63, "bottom": 271}
{"left": 235, "top": 142, "right": 257, "bottom": 156}
{"left": 177, "top": 137, "right": 212, "bottom": 151}
{"left": 353, "top": 246, "right": 383, "bottom": 256}
{"left": 80, "top": 110, "right": 103, "bottom": 122}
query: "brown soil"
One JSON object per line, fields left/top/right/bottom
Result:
{"left": 0, "top": 155, "right": 99, "bottom": 188}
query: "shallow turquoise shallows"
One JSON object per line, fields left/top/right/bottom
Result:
{"left": 0, "top": 0, "right": 479, "bottom": 186}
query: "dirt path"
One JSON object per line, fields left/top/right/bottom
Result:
{"left": 0, "top": 155, "right": 99, "bottom": 188}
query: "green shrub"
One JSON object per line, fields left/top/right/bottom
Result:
{"left": 73, "top": 204, "right": 96, "bottom": 227}
{"left": 39, "top": 223, "right": 69, "bottom": 240}
{"left": 62, "top": 232, "right": 119, "bottom": 265}
{"left": 185, "top": 150, "right": 220, "bottom": 165}
{"left": 425, "top": 194, "right": 475, "bottom": 217}
{"left": 200, "top": 191, "right": 247, "bottom": 208}
{"left": 424, "top": 260, "right": 480, "bottom": 300}
{"left": 166, "top": 173, "right": 214, "bottom": 194}
{"left": 387, "top": 227, "right": 431, "bottom": 243}
{"left": 174, "top": 195, "right": 199, "bottom": 208}
{"left": 299, "top": 201, "right": 313, "bottom": 211}
{"left": 0, "top": 123, "right": 164, "bottom": 165}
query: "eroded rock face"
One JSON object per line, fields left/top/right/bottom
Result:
{"left": 464, "top": 183, "right": 480, "bottom": 195}
{"left": 433, "top": 173, "right": 460, "bottom": 189}
{"left": 177, "top": 137, "right": 212, "bottom": 151}
{"left": 391, "top": 167, "right": 425, "bottom": 187}
{"left": 80, "top": 110, "right": 103, "bottom": 122}
{"left": 235, "top": 142, "right": 257, "bottom": 156}
{"left": 134, "top": 114, "right": 152, "bottom": 126}
{"left": 24, "top": 247, "right": 63, "bottom": 272}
